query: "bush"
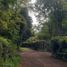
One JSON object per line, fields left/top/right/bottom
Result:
{"left": 22, "top": 39, "right": 49, "bottom": 51}
{"left": 51, "top": 36, "right": 67, "bottom": 61}
{"left": 0, "top": 36, "right": 20, "bottom": 67}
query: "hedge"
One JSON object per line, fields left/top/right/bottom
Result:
{"left": 51, "top": 36, "right": 67, "bottom": 61}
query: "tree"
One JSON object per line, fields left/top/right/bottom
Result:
{"left": 0, "top": 0, "right": 32, "bottom": 43}
{"left": 20, "top": 7, "right": 32, "bottom": 42}
{"left": 0, "top": 0, "right": 33, "bottom": 66}
{"left": 31, "top": 0, "right": 67, "bottom": 36}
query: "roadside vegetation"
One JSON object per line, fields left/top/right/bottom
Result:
{"left": 0, "top": 0, "right": 32, "bottom": 67}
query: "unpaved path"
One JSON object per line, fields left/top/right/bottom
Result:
{"left": 19, "top": 49, "right": 67, "bottom": 67}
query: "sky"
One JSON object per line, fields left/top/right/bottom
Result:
{"left": 29, "top": 11, "right": 39, "bottom": 26}
{"left": 28, "top": 0, "right": 39, "bottom": 26}
{"left": 29, "top": 0, "right": 36, "bottom": 4}
{"left": 28, "top": 0, "right": 41, "bottom": 32}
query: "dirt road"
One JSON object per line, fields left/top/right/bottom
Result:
{"left": 19, "top": 50, "right": 67, "bottom": 67}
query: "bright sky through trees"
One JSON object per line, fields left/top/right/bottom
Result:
{"left": 29, "top": 0, "right": 39, "bottom": 26}
{"left": 29, "top": 0, "right": 36, "bottom": 4}
{"left": 29, "top": 11, "right": 38, "bottom": 26}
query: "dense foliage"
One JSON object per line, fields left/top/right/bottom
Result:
{"left": 51, "top": 36, "right": 67, "bottom": 61}
{"left": 0, "top": 0, "right": 32, "bottom": 67}
{"left": 0, "top": 37, "right": 18, "bottom": 67}
{"left": 31, "top": 0, "right": 67, "bottom": 38}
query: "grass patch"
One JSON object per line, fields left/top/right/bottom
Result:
{"left": 20, "top": 47, "right": 31, "bottom": 52}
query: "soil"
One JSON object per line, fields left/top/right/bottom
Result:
{"left": 19, "top": 49, "right": 67, "bottom": 67}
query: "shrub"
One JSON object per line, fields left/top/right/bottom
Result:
{"left": 22, "top": 39, "right": 49, "bottom": 51}
{"left": 0, "top": 36, "right": 20, "bottom": 67}
{"left": 51, "top": 36, "right": 67, "bottom": 61}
